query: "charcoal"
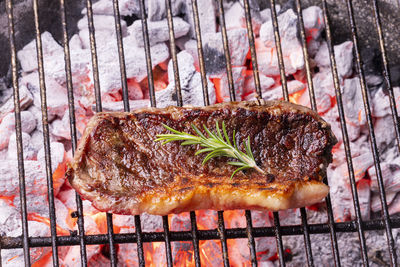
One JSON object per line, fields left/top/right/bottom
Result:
{"left": 96, "top": 99, "right": 150, "bottom": 112}
{"left": 0, "top": 110, "right": 36, "bottom": 150}
{"left": 128, "top": 17, "right": 190, "bottom": 47}
{"left": 299, "top": 88, "right": 332, "bottom": 113}
{"left": 0, "top": 87, "right": 12, "bottom": 107}
{"left": 243, "top": 72, "right": 275, "bottom": 97}
{"left": 262, "top": 80, "right": 305, "bottom": 101}
{"left": 37, "top": 141, "right": 65, "bottom": 176}
{"left": 50, "top": 117, "right": 71, "bottom": 141}
{"left": 196, "top": 210, "right": 218, "bottom": 229}
{"left": 388, "top": 193, "right": 400, "bottom": 215}
{"left": 23, "top": 72, "right": 68, "bottom": 119}
{"left": 167, "top": 50, "right": 196, "bottom": 85}
{"left": 30, "top": 130, "right": 44, "bottom": 153}
{"left": 156, "top": 51, "right": 215, "bottom": 107}
{"left": 203, "top": 28, "right": 249, "bottom": 75}
{"left": 302, "top": 6, "right": 324, "bottom": 40}
{"left": 170, "top": 213, "right": 191, "bottom": 231}
{"left": 78, "top": 28, "right": 118, "bottom": 51}
{"left": 69, "top": 34, "right": 83, "bottom": 51}
{"left": 307, "top": 38, "right": 321, "bottom": 58}
{"left": 211, "top": 66, "right": 246, "bottom": 102}
{"left": 63, "top": 227, "right": 100, "bottom": 265}
{"left": 0, "top": 149, "right": 7, "bottom": 161}
{"left": 259, "top": 8, "right": 298, "bottom": 46}
{"left": 78, "top": 15, "right": 127, "bottom": 34}
{"left": 341, "top": 77, "right": 367, "bottom": 126}
{"left": 22, "top": 38, "right": 90, "bottom": 88}
{"left": 127, "top": 79, "right": 144, "bottom": 100}
{"left": 148, "top": 0, "right": 185, "bottom": 21}
{"left": 184, "top": 0, "right": 216, "bottom": 39}
{"left": 88, "top": 254, "right": 111, "bottom": 267}
{"left": 323, "top": 107, "right": 342, "bottom": 146}
{"left": 357, "top": 179, "right": 371, "bottom": 220}
{"left": 369, "top": 157, "right": 400, "bottom": 194}
{"left": 374, "top": 115, "right": 396, "bottom": 155}
{"left": 0, "top": 85, "right": 33, "bottom": 122}
{"left": 371, "top": 87, "right": 391, "bottom": 117}
{"left": 7, "top": 132, "right": 36, "bottom": 160}
{"left": 0, "top": 158, "right": 65, "bottom": 198}
{"left": 1, "top": 221, "right": 50, "bottom": 267}
{"left": 95, "top": 40, "right": 169, "bottom": 93}
{"left": 17, "top": 32, "right": 63, "bottom": 73}
{"left": 333, "top": 152, "right": 373, "bottom": 186}
{"left": 224, "top": 2, "right": 263, "bottom": 35}
{"left": 81, "top": 0, "right": 140, "bottom": 16}
{"left": 315, "top": 41, "right": 354, "bottom": 78}
{"left": 175, "top": 35, "right": 192, "bottom": 51}
{"left": 0, "top": 199, "right": 21, "bottom": 236}
{"left": 328, "top": 166, "right": 354, "bottom": 222}
{"left": 250, "top": 211, "right": 277, "bottom": 260}
{"left": 117, "top": 235, "right": 139, "bottom": 266}
{"left": 371, "top": 191, "right": 397, "bottom": 213}
{"left": 259, "top": 5, "right": 281, "bottom": 23}
{"left": 256, "top": 38, "right": 302, "bottom": 76}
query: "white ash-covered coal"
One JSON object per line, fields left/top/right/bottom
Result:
{"left": 1, "top": 0, "right": 400, "bottom": 266}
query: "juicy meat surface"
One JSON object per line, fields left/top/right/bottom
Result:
{"left": 67, "top": 100, "right": 337, "bottom": 215}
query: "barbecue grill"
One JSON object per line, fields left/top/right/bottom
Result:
{"left": 2, "top": 0, "right": 400, "bottom": 266}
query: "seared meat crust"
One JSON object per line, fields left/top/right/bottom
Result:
{"left": 67, "top": 100, "right": 337, "bottom": 215}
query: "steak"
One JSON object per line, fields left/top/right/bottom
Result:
{"left": 67, "top": 100, "right": 337, "bottom": 215}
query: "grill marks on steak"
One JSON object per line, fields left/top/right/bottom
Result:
{"left": 67, "top": 100, "right": 337, "bottom": 215}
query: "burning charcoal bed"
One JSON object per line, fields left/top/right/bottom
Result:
{"left": 1, "top": 0, "right": 400, "bottom": 266}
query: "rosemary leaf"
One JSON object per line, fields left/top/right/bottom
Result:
{"left": 155, "top": 121, "right": 265, "bottom": 178}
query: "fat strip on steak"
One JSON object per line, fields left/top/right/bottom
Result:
{"left": 67, "top": 100, "right": 337, "bottom": 215}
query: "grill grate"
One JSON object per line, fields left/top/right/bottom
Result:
{"left": 3, "top": 0, "right": 400, "bottom": 266}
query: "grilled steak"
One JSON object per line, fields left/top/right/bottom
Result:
{"left": 67, "top": 100, "right": 337, "bottom": 215}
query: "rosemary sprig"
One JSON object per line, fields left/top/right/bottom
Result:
{"left": 155, "top": 121, "right": 265, "bottom": 178}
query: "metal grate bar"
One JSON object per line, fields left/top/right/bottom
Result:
{"left": 134, "top": 216, "right": 145, "bottom": 267}
{"left": 85, "top": 1, "right": 118, "bottom": 265}
{"left": 32, "top": 0, "right": 60, "bottom": 265}
{"left": 217, "top": 0, "right": 236, "bottom": 101}
{"left": 162, "top": 216, "right": 173, "bottom": 267}
{"left": 112, "top": 0, "right": 130, "bottom": 111}
{"left": 270, "top": 0, "right": 288, "bottom": 100}
{"left": 139, "top": 0, "right": 156, "bottom": 108}
{"left": 371, "top": 0, "right": 400, "bottom": 153}
{"left": 217, "top": 211, "right": 230, "bottom": 267}
{"left": 322, "top": 1, "right": 370, "bottom": 266}
{"left": 165, "top": 0, "right": 183, "bottom": 106}
{"left": 245, "top": 210, "right": 257, "bottom": 267}
{"left": 190, "top": 0, "right": 210, "bottom": 106}
{"left": 295, "top": 0, "right": 316, "bottom": 111}
{"left": 190, "top": 212, "right": 201, "bottom": 267}
{"left": 345, "top": 1, "right": 397, "bottom": 265}
{"left": 85, "top": 0, "right": 102, "bottom": 111}
{"left": 242, "top": 0, "right": 262, "bottom": 98}
{"left": 59, "top": 0, "right": 88, "bottom": 265}
{"left": 273, "top": 212, "right": 286, "bottom": 267}
{"left": 106, "top": 215, "right": 117, "bottom": 266}
{"left": 2, "top": 218, "right": 400, "bottom": 249}
{"left": 5, "top": 0, "right": 31, "bottom": 265}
